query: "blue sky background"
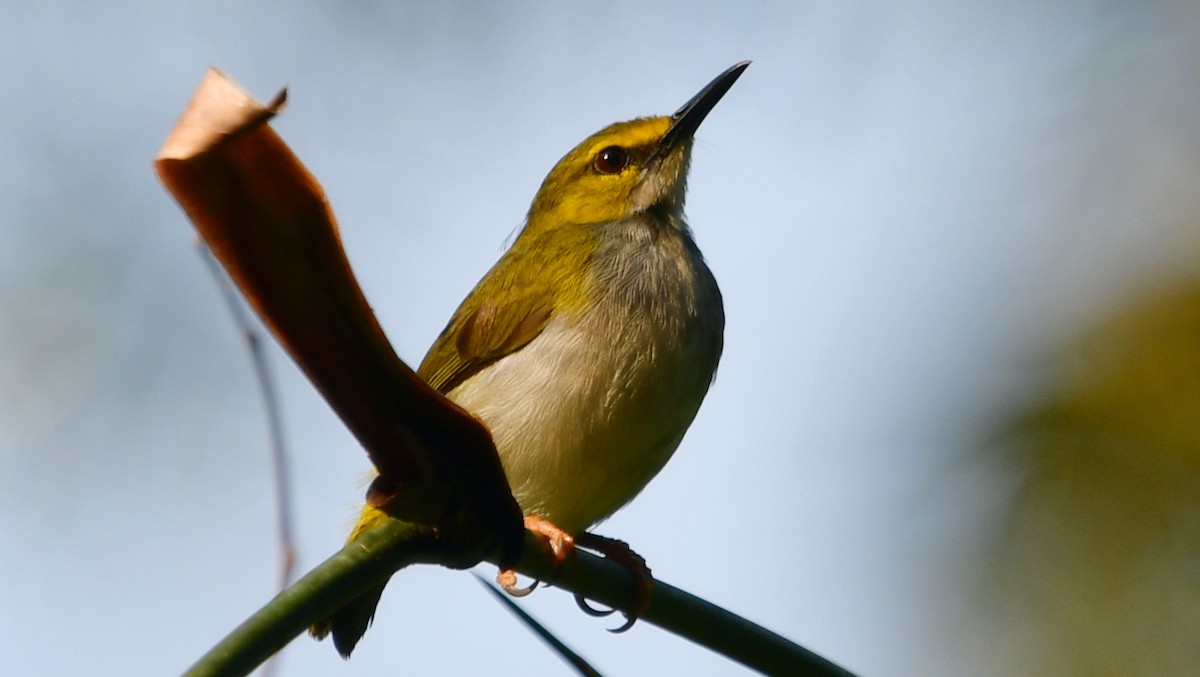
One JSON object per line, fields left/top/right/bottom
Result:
{"left": 2, "top": 2, "right": 1199, "bottom": 675}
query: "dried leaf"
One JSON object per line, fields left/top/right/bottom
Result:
{"left": 154, "top": 69, "right": 522, "bottom": 565}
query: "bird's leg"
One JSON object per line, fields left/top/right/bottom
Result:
{"left": 524, "top": 515, "right": 577, "bottom": 562}
{"left": 496, "top": 515, "right": 577, "bottom": 595}
{"left": 496, "top": 521, "right": 654, "bottom": 632}
{"left": 574, "top": 531, "right": 654, "bottom": 633}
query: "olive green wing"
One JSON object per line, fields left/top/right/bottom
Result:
{"left": 418, "top": 266, "right": 554, "bottom": 395}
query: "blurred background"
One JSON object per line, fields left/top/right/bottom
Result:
{"left": 3, "top": 2, "right": 1199, "bottom": 675}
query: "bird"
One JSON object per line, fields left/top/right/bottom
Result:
{"left": 312, "top": 61, "right": 748, "bottom": 657}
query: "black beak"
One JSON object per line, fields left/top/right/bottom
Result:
{"left": 657, "top": 61, "right": 750, "bottom": 154}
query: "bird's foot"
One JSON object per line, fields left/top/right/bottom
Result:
{"left": 574, "top": 532, "right": 654, "bottom": 633}
{"left": 524, "top": 514, "right": 576, "bottom": 562}
{"left": 496, "top": 520, "right": 653, "bottom": 632}
{"left": 496, "top": 515, "right": 576, "bottom": 595}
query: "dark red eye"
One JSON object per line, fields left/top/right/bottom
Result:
{"left": 593, "top": 145, "right": 630, "bottom": 174}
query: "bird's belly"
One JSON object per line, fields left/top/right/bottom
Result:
{"left": 446, "top": 312, "right": 718, "bottom": 533}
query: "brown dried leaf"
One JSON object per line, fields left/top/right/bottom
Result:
{"left": 154, "top": 69, "right": 522, "bottom": 565}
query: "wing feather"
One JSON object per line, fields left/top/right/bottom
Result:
{"left": 418, "top": 274, "right": 554, "bottom": 394}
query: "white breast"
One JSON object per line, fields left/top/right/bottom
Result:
{"left": 447, "top": 222, "right": 723, "bottom": 533}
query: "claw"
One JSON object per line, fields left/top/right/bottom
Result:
{"left": 574, "top": 594, "right": 617, "bottom": 617}
{"left": 607, "top": 615, "right": 637, "bottom": 634}
{"left": 508, "top": 578, "right": 540, "bottom": 598}
{"left": 494, "top": 516, "right": 576, "bottom": 600}
{"left": 576, "top": 532, "right": 655, "bottom": 632}
{"left": 496, "top": 569, "right": 539, "bottom": 597}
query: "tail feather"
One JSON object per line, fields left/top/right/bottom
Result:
{"left": 310, "top": 503, "right": 392, "bottom": 657}
{"left": 310, "top": 582, "right": 389, "bottom": 658}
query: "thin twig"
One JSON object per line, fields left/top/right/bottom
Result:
{"left": 197, "top": 242, "right": 297, "bottom": 676}
{"left": 473, "top": 574, "right": 604, "bottom": 677}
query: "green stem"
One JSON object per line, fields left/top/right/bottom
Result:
{"left": 183, "top": 520, "right": 855, "bottom": 677}
{"left": 182, "top": 520, "right": 438, "bottom": 677}
{"left": 507, "top": 533, "right": 856, "bottom": 677}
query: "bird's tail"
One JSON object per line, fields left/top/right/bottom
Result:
{"left": 309, "top": 504, "right": 392, "bottom": 657}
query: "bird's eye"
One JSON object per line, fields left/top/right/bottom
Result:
{"left": 593, "top": 145, "right": 630, "bottom": 174}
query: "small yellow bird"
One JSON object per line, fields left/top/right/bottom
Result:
{"left": 314, "top": 61, "right": 748, "bottom": 656}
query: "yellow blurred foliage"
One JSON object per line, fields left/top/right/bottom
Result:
{"left": 985, "top": 284, "right": 1200, "bottom": 676}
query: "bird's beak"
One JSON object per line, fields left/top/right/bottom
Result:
{"left": 657, "top": 60, "right": 750, "bottom": 155}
